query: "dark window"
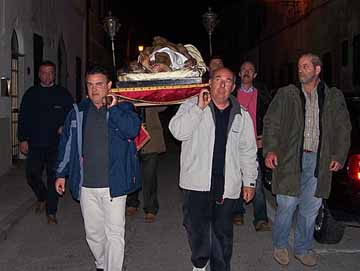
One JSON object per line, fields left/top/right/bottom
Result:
{"left": 33, "top": 34, "right": 43, "bottom": 85}
{"left": 353, "top": 34, "right": 360, "bottom": 86}
{"left": 98, "top": 0, "right": 102, "bottom": 18}
{"left": 279, "top": 67, "right": 286, "bottom": 86}
{"left": 57, "top": 43, "right": 63, "bottom": 85}
{"left": 76, "top": 57, "right": 82, "bottom": 103}
{"left": 270, "top": 69, "right": 275, "bottom": 90}
{"left": 287, "top": 62, "right": 294, "bottom": 84}
{"left": 11, "top": 30, "right": 19, "bottom": 58}
{"left": 104, "top": 0, "right": 109, "bottom": 15}
{"left": 342, "top": 40, "right": 348, "bottom": 67}
{"left": 322, "top": 52, "right": 332, "bottom": 86}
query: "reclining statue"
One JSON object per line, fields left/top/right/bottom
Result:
{"left": 138, "top": 36, "right": 197, "bottom": 73}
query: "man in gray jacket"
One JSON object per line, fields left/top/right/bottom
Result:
{"left": 263, "top": 53, "right": 351, "bottom": 267}
{"left": 169, "top": 67, "right": 258, "bottom": 271}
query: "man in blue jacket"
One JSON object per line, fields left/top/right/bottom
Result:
{"left": 55, "top": 65, "right": 141, "bottom": 271}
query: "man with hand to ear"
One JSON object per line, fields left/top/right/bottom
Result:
{"left": 55, "top": 65, "right": 141, "bottom": 271}
{"left": 169, "top": 67, "right": 258, "bottom": 271}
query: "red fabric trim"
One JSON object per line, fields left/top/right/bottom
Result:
{"left": 110, "top": 84, "right": 209, "bottom": 105}
{"left": 134, "top": 125, "right": 151, "bottom": 151}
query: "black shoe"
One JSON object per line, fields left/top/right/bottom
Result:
{"left": 233, "top": 215, "right": 244, "bottom": 225}
{"left": 255, "top": 220, "right": 271, "bottom": 232}
{"left": 96, "top": 269, "right": 104, "bottom": 271}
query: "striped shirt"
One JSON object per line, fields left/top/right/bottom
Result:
{"left": 302, "top": 85, "right": 319, "bottom": 152}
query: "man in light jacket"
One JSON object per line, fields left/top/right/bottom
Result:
{"left": 169, "top": 67, "right": 258, "bottom": 271}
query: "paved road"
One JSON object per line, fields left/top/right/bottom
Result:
{"left": 0, "top": 144, "right": 360, "bottom": 271}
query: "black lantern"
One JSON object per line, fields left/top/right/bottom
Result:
{"left": 202, "top": 7, "right": 219, "bottom": 57}
{"left": 103, "top": 12, "right": 121, "bottom": 72}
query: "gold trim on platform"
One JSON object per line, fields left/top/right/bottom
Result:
{"left": 116, "top": 95, "right": 197, "bottom": 106}
{"left": 110, "top": 83, "right": 209, "bottom": 93}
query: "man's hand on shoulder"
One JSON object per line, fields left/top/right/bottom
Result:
{"left": 103, "top": 94, "right": 119, "bottom": 108}
{"left": 197, "top": 89, "right": 211, "bottom": 110}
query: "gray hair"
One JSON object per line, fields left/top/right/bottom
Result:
{"left": 299, "top": 53, "right": 323, "bottom": 68}
{"left": 210, "top": 67, "right": 236, "bottom": 83}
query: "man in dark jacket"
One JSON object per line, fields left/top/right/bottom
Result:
{"left": 55, "top": 65, "right": 141, "bottom": 271}
{"left": 233, "top": 61, "right": 272, "bottom": 232}
{"left": 263, "top": 53, "right": 351, "bottom": 266}
{"left": 126, "top": 106, "right": 167, "bottom": 223}
{"left": 18, "top": 60, "right": 73, "bottom": 224}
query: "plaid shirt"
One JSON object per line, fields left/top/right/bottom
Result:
{"left": 302, "top": 85, "right": 319, "bottom": 152}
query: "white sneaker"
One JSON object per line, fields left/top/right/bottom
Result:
{"left": 192, "top": 262, "right": 208, "bottom": 271}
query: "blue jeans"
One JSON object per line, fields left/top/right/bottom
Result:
{"left": 272, "top": 152, "right": 322, "bottom": 255}
{"left": 233, "top": 150, "right": 268, "bottom": 225}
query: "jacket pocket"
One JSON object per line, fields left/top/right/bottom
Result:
{"left": 123, "top": 141, "right": 141, "bottom": 193}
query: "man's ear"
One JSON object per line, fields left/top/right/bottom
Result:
{"left": 315, "top": 65, "right": 321, "bottom": 76}
{"left": 231, "top": 84, "right": 236, "bottom": 92}
{"left": 253, "top": 73, "right": 258, "bottom": 79}
{"left": 107, "top": 81, "right": 113, "bottom": 90}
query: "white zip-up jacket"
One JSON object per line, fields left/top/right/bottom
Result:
{"left": 169, "top": 96, "right": 258, "bottom": 199}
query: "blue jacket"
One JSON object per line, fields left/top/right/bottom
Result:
{"left": 56, "top": 99, "right": 142, "bottom": 200}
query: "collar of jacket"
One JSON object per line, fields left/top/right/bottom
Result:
{"left": 294, "top": 80, "right": 326, "bottom": 107}
{"left": 209, "top": 95, "right": 242, "bottom": 135}
{"left": 77, "top": 98, "right": 92, "bottom": 112}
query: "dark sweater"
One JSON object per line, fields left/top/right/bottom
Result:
{"left": 211, "top": 102, "right": 232, "bottom": 201}
{"left": 18, "top": 84, "right": 73, "bottom": 147}
{"left": 82, "top": 103, "right": 109, "bottom": 188}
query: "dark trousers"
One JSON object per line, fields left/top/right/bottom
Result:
{"left": 127, "top": 152, "right": 159, "bottom": 214}
{"left": 26, "top": 146, "right": 58, "bottom": 215}
{"left": 233, "top": 149, "right": 268, "bottom": 225}
{"left": 183, "top": 190, "right": 235, "bottom": 271}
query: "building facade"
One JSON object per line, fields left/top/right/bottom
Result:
{"left": 0, "top": 0, "right": 89, "bottom": 175}
{"left": 86, "top": 0, "right": 112, "bottom": 68}
{"left": 0, "top": 0, "right": 115, "bottom": 175}
{"left": 242, "top": 0, "right": 360, "bottom": 93}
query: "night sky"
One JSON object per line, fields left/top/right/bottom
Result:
{"left": 112, "top": 0, "right": 245, "bottom": 66}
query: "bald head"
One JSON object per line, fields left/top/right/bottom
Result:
{"left": 211, "top": 67, "right": 235, "bottom": 82}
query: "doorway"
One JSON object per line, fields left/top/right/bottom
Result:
{"left": 33, "top": 33, "right": 43, "bottom": 85}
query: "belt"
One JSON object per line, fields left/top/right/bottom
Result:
{"left": 303, "top": 149, "right": 313, "bottom": 153}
